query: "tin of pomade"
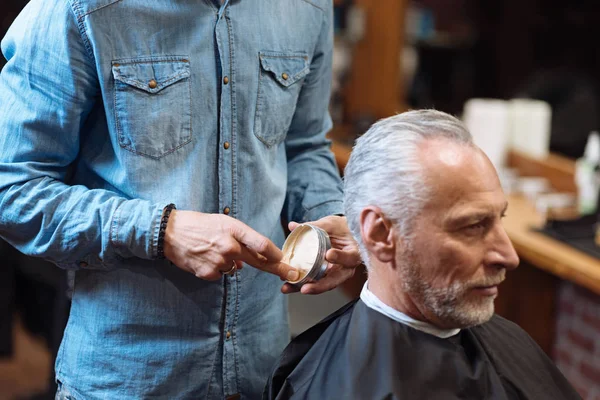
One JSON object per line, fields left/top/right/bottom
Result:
{"left": 282, "top": 224, "right": 331, "bottom": 287}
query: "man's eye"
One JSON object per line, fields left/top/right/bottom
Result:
{"left": 465, "top": 221, "right": 486, "bottom": 232}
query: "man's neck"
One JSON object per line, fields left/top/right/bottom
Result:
{"left": 367, "top": 274, "right": 428, "bottom": 322}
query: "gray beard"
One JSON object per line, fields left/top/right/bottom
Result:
{"left": 398, "top": 247, "right": 499, "bottom": 329}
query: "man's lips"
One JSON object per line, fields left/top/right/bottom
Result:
{"left": 472, "top": 285, "right": 499, "bottom": 296}
{"left": 471, "top": 280, "right": 504, "bottom": 296}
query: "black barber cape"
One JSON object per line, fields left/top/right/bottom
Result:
{"left": 264, "top": 300, "right": 580, "bottom": 400}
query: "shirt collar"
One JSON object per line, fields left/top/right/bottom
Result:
{"left": 360, "top": 281, "right": 461, "bottom": 339}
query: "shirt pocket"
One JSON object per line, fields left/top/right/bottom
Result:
{"left": 254, "top": 51, "right": 310, "bottom": 147}
{"left": 111, "top": 56, "right": 192, "bottom": 159}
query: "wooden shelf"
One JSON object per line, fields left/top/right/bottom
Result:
{"left": 507, "top": 150, "right": 577, "bottom": 193}
{"left": 504, "top": 195, "right": 600, "bottom": 295}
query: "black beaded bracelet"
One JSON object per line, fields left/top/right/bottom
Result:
{"left": 157, "top": 203, "right": 176, "bottom": 259}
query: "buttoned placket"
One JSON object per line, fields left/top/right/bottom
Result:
{"left": 215, "top": 0, "right": 241, "bottom": 398}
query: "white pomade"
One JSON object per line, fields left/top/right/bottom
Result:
{"left": 283, "top": 226, "right": 320, "bottom": 283}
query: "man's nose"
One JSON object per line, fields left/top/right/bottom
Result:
{"left": 486, "top": 224, "right": 520, "bottom": 270}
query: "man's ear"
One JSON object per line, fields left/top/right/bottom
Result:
{"left": 360, "top": 206, "right": 396, "bottom": 263}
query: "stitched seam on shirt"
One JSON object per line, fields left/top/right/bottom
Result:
{"left": 187, "top": 63, "right": 193, "bottom": 149}
{"left": 301, "top": 0, "right": 326, "bottom": 12}
{"left": 117, "top": 70, "right": 189, "bottom": 90}
{"left": 254, "top": 59, "right": 267, "bottom": 146}
{"left": 81, "top": 0, "right": 123, "bottom": 17}
{"left": 225, "top": 12, "right": 237, "bottom": 221}
{"left": 55, "top": 319, "right": 71, "bottom": 381}
{"left": 119, "top": 137, "right": 193, "bottom": 159}
{"left": 261, "top": 55, "right": 308, "bottom": 59}
{"left": 232, "top": 274, "right": 241, "bottom": 390}
{"left": 69, "top": 0, "right": 96, "bottom": 63}
{"left": 113, "top": 77, "right": 124, "bottom": 154}
{"left": 260, "top": 58, "right": 310, "bottom": 86}
{"left": 205, "top": 287, "right": 226, "bottom": 399}
{"left": 215, "top": 11, "right": 225, "bottom": 212}
{"left": 113, "top": 58, "right": 190, "bottom": 65}
{"left": 205, "top": 12, "right": 222, "bottom": 400}
{"left": 225, "top": 12, "right": 242, "bottom": 388}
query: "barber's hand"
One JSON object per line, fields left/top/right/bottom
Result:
{"left": 281, "top": 215, "right": 362, "bottom": 295}
{"left": 164, "top": 210, "right": 300, "bottom": 281}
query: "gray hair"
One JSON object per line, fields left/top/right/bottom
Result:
{"left": 343, "top": 109, "right": 473, "bottom": 268}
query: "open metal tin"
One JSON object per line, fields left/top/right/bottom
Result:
{"left": 282, "top": 224, "right": 331, "bottom": 288}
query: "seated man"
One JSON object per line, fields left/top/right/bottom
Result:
{"left": 264, "top": 110, "right": 580, "bottom": 400}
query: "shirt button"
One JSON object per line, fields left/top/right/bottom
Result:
{"left": 223, "top": 76, "right": 229, "bottom": 85}
{"left": 226, "top": 331, "right": 231, "bottom": 339}
{"left": 223, "top": 142, "right": 230, "bottom": 149}
{"left": 223, "top": 207, "right": 231, "bottom": 215}
{"left": 281, "top": 72, "right": 289, "bottom": 80}
{"left": 148, "top": 79, "right": 158, "bottom": 89}
{"left": 79, "top": 261, "right": 88, "bottom": 268}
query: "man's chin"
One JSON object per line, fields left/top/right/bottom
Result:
{"left": 460, "top": 301, "right": 495, "bottom": 327}
{"left": 438, "top": 299, "right": 495, "bottom": 329}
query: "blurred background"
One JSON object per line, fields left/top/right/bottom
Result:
{"left": 1, "top": 0, "right": 600, "bottom": 398}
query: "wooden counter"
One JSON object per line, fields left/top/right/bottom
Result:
{"left": 503, "top": 195, "right": 600, "bottom": 295}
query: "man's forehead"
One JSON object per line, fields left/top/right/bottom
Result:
{"left": 417, "top": 140, "right": 505, "bottom": 215}
{"left": 418, "top": 138, "right": 475, "bottom": 168}
{"left": 433, "top": 142, "right": 467, "bottom": 167}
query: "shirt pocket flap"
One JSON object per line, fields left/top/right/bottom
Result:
{"left": 112, "top": 58, "right": 191, "bottom": 94}
{"left": 259, "top": 52, "right": 309, "bottom": 87}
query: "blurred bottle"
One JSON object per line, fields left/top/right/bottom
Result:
{"left": 575, "top": 131, "right": 600, "bottom": 215}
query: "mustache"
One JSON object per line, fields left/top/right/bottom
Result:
{"left": 469, "top": 273, "right": 506, "bottom": 288}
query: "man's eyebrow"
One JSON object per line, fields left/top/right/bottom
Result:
{"left": 447, "top": 211, "right": 492, "bottom": 225}
{"left": 447, "top": 202, "right": 509, "bottom": 226}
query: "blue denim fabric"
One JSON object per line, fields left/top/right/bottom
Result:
{"left": 0, "top": 0, "right": 343, "bottom": 398}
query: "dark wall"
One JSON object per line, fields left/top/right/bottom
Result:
{"left": 0, "top": 0, "right": 29, "bottom": 69}
{"left": 410, "top": 0, "right": 600, "bottom": 158}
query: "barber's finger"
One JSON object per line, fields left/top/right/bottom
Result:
{"left": 300, "top": 266, "right": 355, "bottom": 295}
{"left": 281, "top": 283, "right": 301, "bottom": 294}
{"left": 230, "top": 221, "right": 283, "bottom": 262}
{"left": 242, "top": 247, "right": 300, "bottom": 281}
{"left": 237, "top": 245, "right": 295, "bottom": 280}
{"left": 237, "top": 245, "right": 302, "bottom": 282}
{"left": 237, "top": 244, "right": 267, "bottom": 268}
{"left": 325, "top": 248, "right": 362, "bottom": 268}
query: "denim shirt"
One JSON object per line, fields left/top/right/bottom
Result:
{"left": 0, "top": 0, "right": 343, "bottom": 398}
